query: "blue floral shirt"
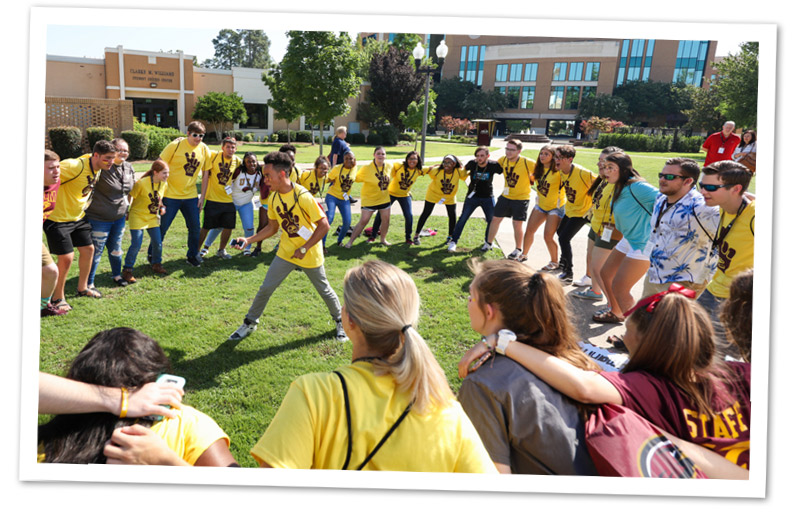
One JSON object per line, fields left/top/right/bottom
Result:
{"left": 646, "top": 189, "right": 720, "bottom": 285}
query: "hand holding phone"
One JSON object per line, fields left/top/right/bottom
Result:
{"left": 142, "top": 374, "right": 186, "bottom": 421}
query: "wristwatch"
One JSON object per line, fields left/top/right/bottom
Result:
{"left": 299, "top": 246, "right": 307, "bottom": 254}
{"left": 495, "top": 329, "right": 516, "bottom": 355}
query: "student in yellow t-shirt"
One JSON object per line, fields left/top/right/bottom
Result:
{"left": 251, "top": 261, "right": 497, "bottom": 473}
{"left": 158, "top": 121, "right": 213, "bottom": 266}
{"left": 278, "top": 143, "right": 303, "bottom": 182}
{"left": 344, "top": 147, "right": 392, "bottom": 247}
{"left": 519, "top": 144, "right": 564, "bottom": 266}
{"left": 298, "top": 156, "right": 330, "bottom": 198}
{"left": 229, "top": 151, "right": 347, "bottom": 343}
{"left": 553, "top": 145, "right": 598, "bottom": 284}
{"left": 372, "top": 151, "right": 424, "bottom": 244}
{"left": 483, "top": 139, "right": 536, "bottom": 258}
{"left": 197, "top": 137, "right": 242, "bottom": 261}
{"left": 37, "top": 327, "right": 235, "bottom": 466}
{"left": 323, "top": 151, "right": 357, "bottom": 247}
{"left": 122, "top": 160, "right": 169, "bottom": 283}
{"left": 411, "top": 155, "right": 468, "bottom": 245}
{"left": 43, "top": 140, "right": 117, "bottom": 306}
{"left": 695, "top": 160, "right": 755, "bottom": 353}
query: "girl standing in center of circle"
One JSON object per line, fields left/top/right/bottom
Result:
{"left": 411, "top": 154, "right": 468, "bottom": 245}
{"left": 345, "top": 147, "right": 392, "bottom": 247}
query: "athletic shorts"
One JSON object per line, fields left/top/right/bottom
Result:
{"left": 203, "top": 200, "right": 236, "bottom": 229}
{"left": 42, "top": 242, "right": 54, "bottom": 267}
{"left": 494, "top": 196, "right": 529, "bottom": 221}
{"left": 362, "top": 202, "right": 391, "bottom": 212}
{"left": 43, "top": 218, "right": 93, "bottom": 256}
{"left": 614, "top": 237, "right": 650, "bottom": 261}
{"left": 533, "top": 204, "right": 565, "bottom": 218}
{"left": 587, "top": 228, "right": 621, "bottom": 250}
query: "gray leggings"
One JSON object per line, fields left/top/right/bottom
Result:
{"left": 245, "top": 256, "right": 341, "bottom": 323}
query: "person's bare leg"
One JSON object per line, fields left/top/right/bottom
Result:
{"left": 543, "top": 214, "right": 561, "bottom": 264}
{"left": 53, "top": 253, "right": 74, "bottom": 300}
{"left": 584, "top": 238, "right": 594, "bottom": 280}
{"left": 345, "top": 209, "right": 373, "bottom": 248}
{"left": 611, "top": 257, "right": 650, "bottom": 316}
{"left": 599, "top": 249, "right": 625, "bottom": 315}
{"left": 485, "top": 216, "right": 503, "bottom": 246}
{"left": 521, "top": 210, "right": 546, "bottom": 257}
{"left": 378, "top": 208, "right": 391, "bottom": 246}
{"left": 589, "top": 245, "right": 613, "bottom": 295}
{"left": 41, "top": 263, "right": 58, "bottom": 299}
{"left": 76, "top": 244, "right": 94, "bottom": 293}
{"left": 512, "top": 219, "right": 524, "bottom": 250}
{"left": 219, "top": 229, "right": 233, "bottom": 251}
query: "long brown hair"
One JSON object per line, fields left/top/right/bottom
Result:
{"left": 604, "top": 151, "right": 643, "bottom": 203}
{"left": 719, "top": 269, "right": 753, "bottom": 362}
{"left": 533, "top": 144, "right": 558, "bottom": 183}
{"left": 468, "top": 258, "right": 599, "bottom": 373}
{"left": 142, "top": 159, "right": 168, "bottom": 178}
{"left": 625, "top": 293, "right": 746, "bottom": 417}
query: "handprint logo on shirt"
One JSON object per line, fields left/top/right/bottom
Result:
{"left": 398, "top": 169, "right": 415, "bottom": 190}
{"left": 340, "top": 174, "right": 354, "bottom": 193}
{"left": 506, "top": 167, "right": 520, "bottom": 188}
{"left": 216, "top": 160, "right": 233, "bottom": 185}
{"left": 591, "top": 183, "right": 605, "bottom": 209}
{"left": 147, "top": 191, "right": 161, "bottom": 214}
{"left": 308, "top": 181, "right": 320, "bottom": 195}
{"left": 717, "top": 240, "right": 736, "bottom": 273}
{"left": 537, "top": 179, "right": 550, "bottom": 197}
{"left": 440, "top": 175, "right": 455, "bottom": 195}
{"left": 376, "top": 171, "right": 389, "bottom": 191}
{"left": 184, "top": 152, "right": 200, "bottom": 177}
{"left": 276, "top": 205, "right": 301, "bottom": 237}
{"left": 564, "top": 184, "right": 577, "bottom": 203}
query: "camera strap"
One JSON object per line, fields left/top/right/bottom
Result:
{"left": 333, "top": 369, "right": 412, "bottom": 471}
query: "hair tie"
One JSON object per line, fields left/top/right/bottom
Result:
{"left": 623, "top": 283, "right": 697, "bottom": 317}
{"left": 401, "top": 324, "right": 412, "bottom": 333}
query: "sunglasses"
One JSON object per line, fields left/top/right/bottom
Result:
{"left": 190, "top": 133, "right": 205, "bottom": 139}
{"left": 658, "top": 173, "right": 689, "bottom": 180}
{"left": 697, "top": 182, "right": 734, "bottom": 192}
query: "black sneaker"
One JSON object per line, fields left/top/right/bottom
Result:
{"left": 335, "top": 319, "right": 348, "bottom": 342}
{"left": 186, "top": 255, "right": 202, "bottom": 267}
{"left": 558, "top": 271, "right": 573, "bottom": 284}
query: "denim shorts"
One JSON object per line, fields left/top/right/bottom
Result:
{"left": 533, "top": 204, "right": 565, "bottom": 218}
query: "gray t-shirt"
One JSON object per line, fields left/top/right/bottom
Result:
{"left": 84, "top": 161, "right": 135, "bottom": 221}
{"left": 457, "top": 355, "right": 597, "bottom": 475}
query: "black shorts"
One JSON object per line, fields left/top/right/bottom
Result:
{"left": 43, "top": 218, "right": 93, "bottom": 255}
{"left": 494, "top": 196, "right": 529, "bottom": 221}
{"left": 203, "top": 200, "right": 236, "bottom": 229}
{"left": 587, "top": 227, "right": 621, "bottom": 250}
{"left": 363, "top": 202, "right": 391, "bottom": 211}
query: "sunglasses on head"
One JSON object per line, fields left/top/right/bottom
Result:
{"left": 658, "top": 173, "right": 689, "bottom": 180}
{"left": 190, "top": 133, "right": 205, "bottom": 139}
{"left": 697, "top": 182, "right": 733, "bottom": 192}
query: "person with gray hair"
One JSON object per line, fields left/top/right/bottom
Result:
{"left": 701, "top": 121, "right": 740, "bottom": 167}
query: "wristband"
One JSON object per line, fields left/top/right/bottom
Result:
{"left": 495, "top": 329, "right": 516, "bottom": 355}
{"left": 119, "top": 386, "right": 129, "bottom": 418}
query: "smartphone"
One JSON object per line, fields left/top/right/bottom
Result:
{"left": 468, "top": 352, "right": 492, "bottom": 374}
{"left": 230, "top": 238, "right": 244, "bottom": 248}
{"left": 142, "top": 374, "right": 186, "bottom": 421}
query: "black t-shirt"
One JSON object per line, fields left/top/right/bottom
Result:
{"left": 464, "top": 159, "right": 503, "bottom": 198}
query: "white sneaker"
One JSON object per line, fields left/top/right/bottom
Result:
{"left": 335, "top": 319, "right": 348, "bottom": 342}
{"left": 447, "top": 241, "right": 457, "bottom": 252}
{"left": 217, "top": 249, "right": 232, "bottom": 260}
{"left": 199, "top": 246, "right": 210, "bottom": 257}
{"left": 507, "top": 248, "right": 522, "bottom": 260}
{"left": 229, "top": 320, "right": 257, "bottom": 340}
{"left": 573, "top": 274, "right": 592, "bottom": 287}
{"left": 480, "top": 242, "right": 493, "bottom": 252}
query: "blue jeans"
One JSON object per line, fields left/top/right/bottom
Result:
{"left": 324, "top": 194, "right": 352, "bottom": 245}
{"left": 204, "top": 201, "right": 256, "bottom": 252}
{"left": 126, "top": 227, "right": 163, "bottom": 268}
{"left": 87, "top": 216, "right": 126, "bottom": 285}
{"left": 373, "top": 195, "right": 413, "bottom": 240}
{"left": 153, "top": 197, "right": 201, "bottom": 259}
{"left": 452, "top": 195, "right": 495, "bottom": 243}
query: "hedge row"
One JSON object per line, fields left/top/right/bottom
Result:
{"left": 596, "top": 133, "right": 704, "bottom": 153}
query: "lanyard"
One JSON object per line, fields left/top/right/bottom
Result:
{"left": 373, "top": 161, "right": 387, "bottom": 189}
{"left": 713, "top": 198, "right": 748, "bottom": 250}
{"left": 653, "top": 199, "right": 676, "bottom": 230}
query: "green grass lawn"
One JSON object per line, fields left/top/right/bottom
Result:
{"left": 39, "top": 213, "right": 504, "bottom": 467}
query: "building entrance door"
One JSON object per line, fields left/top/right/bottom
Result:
{"left": 132, "top": 98, "right": 178, "bottom": 129}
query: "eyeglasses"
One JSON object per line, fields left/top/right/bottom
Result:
{"left": 190, "top": 133, "right": 205, "bottom": 139}
{"left": 658, "top": 173, "right": 689, "bottom": 181}
{"left": 697, "top": 182, "right": 734, "bottom": 192}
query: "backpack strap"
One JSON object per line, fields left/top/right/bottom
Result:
{"left": 333, "top": 371, "right": 354, "bottom": 470}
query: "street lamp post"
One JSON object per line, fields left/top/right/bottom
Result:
{"left": 413, "top": 40, "right": 448, "bottom": 165}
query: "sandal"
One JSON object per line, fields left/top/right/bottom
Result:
{"left": 517, "top": 254, "right": 528, "bottom": 263}
{"left": 77, "top": 287, "right": 102, "bottom": 299}
{"left": 607, "top": 335, "right": 628, "bottom": 351}
{"left": 593, "top": 306, "right": 611, "bottom": 316}
{"left": 539, "top": 261, "right": 560, "bottom": 271}
{"left": 592, "top": 311, "right": 624, "bottom": 324}
{"left": 51, "top": 298, "right": 72, "bottom": 312}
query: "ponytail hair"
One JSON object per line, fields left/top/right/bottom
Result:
{"left": 342, "top": 261, "right": 453, "bottom": 413}
{"left": 533, "top": 144, "right": 558, "bottom": 182}
{"left": 468, "top": 258, "right": 599, "bottom": 372}
{"left": 605, "top": 151, "right": 643, "bottom": 203}
{"left": 142, "top": 159, "right": 168, "bottom": 178}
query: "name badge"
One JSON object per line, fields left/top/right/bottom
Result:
{"left": 643, "top": 241, "right": 655, "bottom": 257}
{"left": 503, "top": 187, "right": 510, "bottom": 196}
{"left": 718, "top": 146, "right": 726, "bottom": 154}
{"left": 343, "top": 193, "right": 350, "bottom": 201}
{"left": 438, "top": 198, "right": 446, "bottom": 205}
{"left": 297, "top": 226, "right": 313, "bottom": 241}
{"left": 601, "top": 226, "right": 613, "bottom": 242}
{"left": 224, "top": 184, "right": 233, "bottom": 195}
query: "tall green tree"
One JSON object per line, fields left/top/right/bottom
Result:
{"left": 262, "top": 67, "right": 302, "bottom": 143}
{"left": 682, "top": 85, "right": 726, "bottom": 132}
{"left": 391, "top": 33, "right": 422, "bottom": 53}
{"left": 434, "top": 77, "right": 506, "bottom": 120}
{"left": 192, "top": 91, "right": 248, "bottom": 141}
{"left": 364, "top": 45, "right": 425, "bottom": 129}
{"left": 274, "top": 31, "right": 362, "bottom": 155}
{"left": 207, "top": 29, "right": 243, "bottom": 69}
{"left": 613, "top": 80, "right": 690, "bottom": 125}
{"left": 240, "top": 30, "right": 272, "bottom": 69}
{"left": 715, "top": 42, "right": 759, "bottom": 128}
{"left": 399, "top": 91, "right": 437, "bottom": 151}
{"left": 577, "top": 93, "right": 629, "bottom": 121}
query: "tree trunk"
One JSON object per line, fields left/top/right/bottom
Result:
{"left": 319, "top": 121, "right": 324, "bottom": 157}
{"left": 287, "top": 120, "right": 291, "bottom": 144}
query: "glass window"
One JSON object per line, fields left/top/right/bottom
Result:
{"left": 496, "top": 64, "right": 508, "bottom": 82}
{"left": 506, "top": 86, "right": 521, "bottom": 109}
{"left": 509, "top": 63, "right": 523, "bottom": 82}
{"left": 553, "top": 62, "right": 567, "bottom": 81}
{"left": 584, "top": 62, "right": 600, "bottom": 81}
{"left": 642, "top": 40, "right": 655, "bottom": 81}
{"left": 549, "top": 86, "right": 564, "bottom": 109}
{"left": 565, "top": 86, "right": 581, "bottom": 110}
{"left": 459, "top": 46, "right": 466, "bottom": 80}
{"left": 477, "top": 46, "right": 486, "bottom": 86}
{"left": 581, "top": 86, "right": 597, "bottom": 101}
{"left": 495, "top": 86, "right": 506, "bottom": 95}
{"left": 673, "top": 40, "right": 709, "bottom": 86}
{"left": 242, "top": 103, "right": 268, "bottom": 129}
{"left": 617, "top": 40, "right": 629, "bottom": 86}
{"left": 521, "top": 86, "right": 535, "bottom": 109}
{"left": 524, "top": 63, "right": 538, "bottom": 82}
{"left": 568, "top": 62, "right": 584, "bottom": 81}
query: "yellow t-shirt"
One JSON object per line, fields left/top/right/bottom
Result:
{"left": 128, "top": 177, "right": 168, "bottom": 230}
{"left": 49, "top": 156, "right": 101, "bottom": 223}
{"left": 387, "top": 162, "right": 424, "bottom": 198}
{"left": 534, "top": 166, "right": 566, "bottom": 211}
{"left": 288, "top": 165, "right": 302, "bottom": 183}
{"left": 267, "top": 184, "right": 327, "bottom": 269}
{"left": 160, "top": 139, "right": 213, "bottom": 200}
{"left": 355, "top": 162, "right": 391, "bottom": 207}
{"left": 561, "top": 164, "right": 598, "bottom": 218}
{"left": 250, "top": 362, "right": 497, "bottom": 473}
{"left": 37, "top": 405, "right": 229, "bottom": 465}
{"left": 497, "top": 156, "right": 534, "bottom": 201}
{"left": 298, "top": 170, "right": 326, "bottom": 198}
{"left": 326, "top": 164, "right": 357, "bottom": 200}
{"left": 706, "top": 201, "right": 755, "bottom": 299}
{"left": 590, "top": 181, "right": 617, "bottom": 234}
{"left": 423, "top": 165, "right": 468, "bottom": 205}
{"left": 205, "top": 151, "right": 241, "bottom": 204}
